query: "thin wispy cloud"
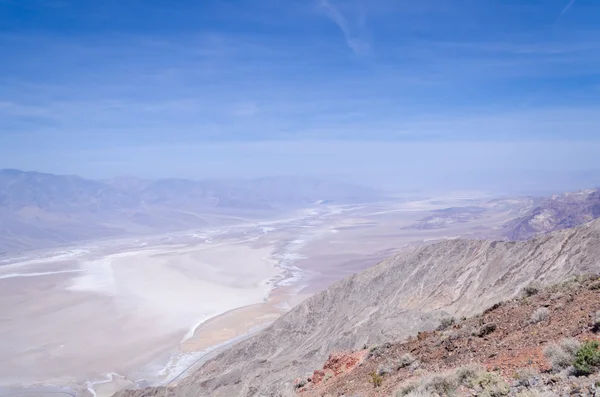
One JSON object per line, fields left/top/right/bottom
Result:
{"left": 317, "top": 0, "right": 369, "bottom": 55}
{"left": 555, "top": 0, "right": 577, "bottom": 24}
{"left": 2, "top": 0, "right": 600, "bottom": 182}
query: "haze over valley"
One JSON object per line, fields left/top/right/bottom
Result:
{"left": 1, "top": 166, "right": 599, "bottom": 396}
{"left": 3, "top": 1, "right": 600, "bottom": 396}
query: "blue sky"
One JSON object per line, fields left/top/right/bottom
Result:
{"left": 1, "top": 0, "right": 599, "bottom": 190}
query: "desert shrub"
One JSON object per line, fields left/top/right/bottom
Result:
{"left": 573, "top": 340, "right": 600, "bottom": 376}
{"left": 560, "top": 337, "right": 582, "bottom": 356}
{"left": 484, "top": 302, "right": 503, "bottom": 314}
{"left": 454, "top": 364, "right": 485, "bottom": 385}
{"left": 369, "top": 345, "right": 382, "bottom": 358}
{"left": 437, "top": 316, "right": 456, "bottom": 331}
{"left": 470, "top": 372, "right": 510, "bottom": 397}
{"left": 593, "top": 311, "right": 600, "bottom": 333}
{"left": 544, "top": 338, "right": 581, "bottom": 372}
{"left": 409, "top": 360, "right": 421, "bottom": 372}
{"left": 378, "top": 363, "right": 393, "bottom": 376}
{"left": 472, "top": 323, "right": 497, "bottom": 337}
{"left": 294, "top": 379, "right": 307, "bottom": 389}
{"left": 515, "top": 391, "right": 555, "bottom": 397}
{"left": 397, "top": 353, "right": 417, "bottom": 369}
{"left": 588, "top": 280, "right": 600, "bottom": 290}
{"left": 423, "top": 373, "right": 457, "bottom": 395}
{"left": 530, "top": 307, "right": 550, "bottom": 324}
{"left": 514, "top": 367, "right": 539, "bottom": 386}
{"left": 369, "top": 371, "right": 383, "bottom": 388}
{"left": 396, "top": 371, "right": 457, "bottom": 396}
{"left": 441, "top": 329, "right": 458, "bottom": 341}
{"left": 397, "top": 382, "right": 418, "bottom": 396}
{"left": 523, "top": 282, "right": 541, "bottom": 297}
{"left": 404, "top": 391, "right": 433, "bottom": 397}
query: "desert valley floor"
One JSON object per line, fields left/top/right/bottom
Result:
{"left": 0, "top": 195, "right": 526, "bottom": 396}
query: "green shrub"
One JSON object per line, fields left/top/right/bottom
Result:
{"left": 573, "top": 340, "right": 600, "bottom": 376}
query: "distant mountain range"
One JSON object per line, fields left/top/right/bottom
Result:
{"left": 0, "top": 169, "right": 382, "bottom": 254}
{"left": 504, "top": 188, "right": 600, "bottom": 240}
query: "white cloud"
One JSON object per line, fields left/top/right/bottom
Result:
{"left": 318, "top": 0, "right": 370, "bottom": 55}
{"left": 555, "top": 0, "right": 577, "bottom": 24}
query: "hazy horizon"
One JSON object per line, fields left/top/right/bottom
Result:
{"left": 3, "top": 140, "right": 600, "bottom": 195}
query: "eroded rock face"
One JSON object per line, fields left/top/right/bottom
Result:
{"left": 115, "top": 219, "right": 600, "bottom": 397}
{"left": 505, "top": 189, "right": 600, "bottom": 240}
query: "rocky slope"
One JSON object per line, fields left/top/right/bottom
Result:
{"left": 299, "top": 274, "right": 600, "bottom": 397}
{"left": 505, "top": 189, "right": 600, "bottom": 240}
{"left": 116, "top": 219, "right": 600, "bottom": 397}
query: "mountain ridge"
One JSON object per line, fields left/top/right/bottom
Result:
{"left": 115, "top": 218, "right": 600, "bottom": 397}
{"left": 504, "top": 188, "right": 600, "bottom": 240}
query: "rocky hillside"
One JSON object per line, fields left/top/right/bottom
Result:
{"left": 299, "top": 275, "right": 600, "bottom": 397}
{"left": 505, "top": 189, "right": 600, "bottom": 240}
{"left": 116, "top": 219, "right": 600, "bottom": 397}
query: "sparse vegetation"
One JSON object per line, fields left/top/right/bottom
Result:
{"left": 397, "top": 353, "right": 417, "bottom": 369}
{"left": 396, "top": 371, "right": 456, "bottom": 396}
{"left": 404, "top": 391, "right": 433, "bottom": 397}
{"left": 441, "top": 329, "right": 458, "bottom": 341}
{"left": 588, "top": 279, "right": 600, "bottom": 290}
{"left": 514, "top": 367, "right": 539, "bottom": 387}
{"left": 544, "top": 338, "right": 581, "bottom": 372}
{"left": 593, "top": 311, "right": 600, "bottom": 332}
{"left": 378, "top": 364, "right": 393, "bottom": 376}
{"left": 369, "top": 345, "right": 382, "bottom": 358}
{"left": 472, "top": 323, "right": 496, "bottom": 337}
{"left": 573, "top": 340, "right": 600, "bottom": 376}
{"left": 422, "top": 373, "right": 457, "bottom": 395}
{"left": 469, "top": 372, "right": 510, "bottom": 397}
{"left": 437, "top": 316, "right": 456, "bottom": 331}
{"left": 515, "top": 391, "right": 554, "bottom": 397}
{"left": 296, "top": 274, "right": 600, "bottom": 397}
{"left": 397, "top": 365, "right": 485, "bottom": 397}
{"left": 523, "top": 281, "right": 541, "bottom": 297}
{"left": 530, "top": 307, "right": 550, "bottom": 323}
{"left": 542, "top": 337, "right": 599, "bottom": 376}
{"left": 369, "top": 371, "right": 383, "bottom": 388}
{"left": 454, "top": 364, "right": 485, "bottom": 385}
{"left": 294, "top": 379, "right": 307, "bottom": 389}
